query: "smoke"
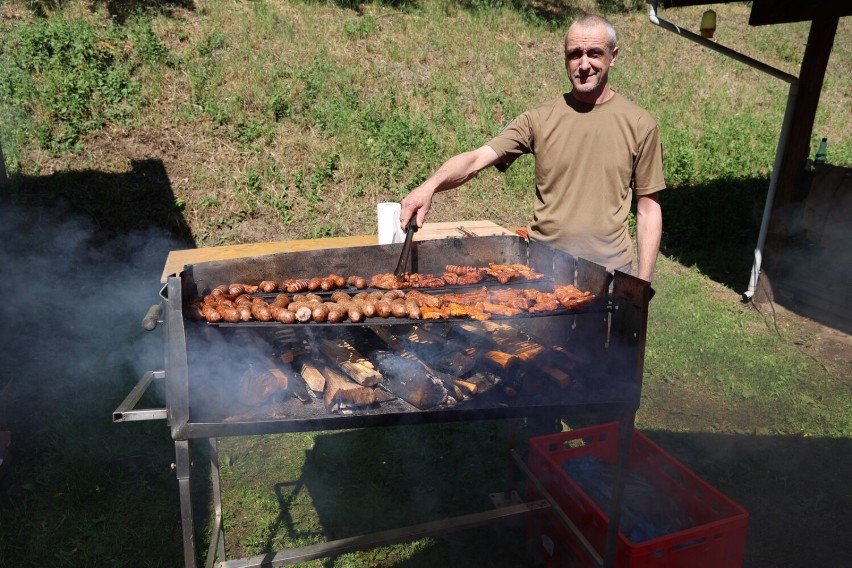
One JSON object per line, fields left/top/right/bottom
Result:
{"left": 0, "top": 202, "right": 186, "bottom": 431}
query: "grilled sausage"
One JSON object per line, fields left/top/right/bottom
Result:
{"left": 216, "top": 304, "right": 241, "bottom": 323}
{"left": 382, "top": 290, "right": 405, "bottom": 302}
{"left": 259, "top": 280, "right": 278, "bottom": 293}
{"left": 375, "top": 300, "right": 392, "bottom": 318}
{"left": 237, "top": 304, "right": 253, "bottom": 321}
{"left": 283, "top": 279, "right": 309, "bottom": 293}
{"left": 295, "top": 306, "right": 313, "bottom": 322}
{"left": 186, "top": 301, "right": 205, "bottom": 321}
{"left": 274, "top": 308, "right": 297, "bottom": 324}
{"left": 201, "top": 304, "right": 223, "bottom": 322}
{"left": 311, "top": 304, "right": 330, "bottom": 323}
{"left": 355, "top": 299, "right": 376, "bottom": 318}
{"left": 390, "top": 299, "right": 408, "bottom": 318}
{"left": 347, "top": 305, "right": 364, "bottom": 323}
{"left": 327, "top": 306, "right": 346, "bottom": 323}
{"left": 331, "top": 291, "right": 351, "bottom": 303}
{"left": 251, "top": 299, "right": 272, "bottom": 322}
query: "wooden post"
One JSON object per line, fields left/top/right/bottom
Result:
{"left": 765, "top": 16, "right": 839, "bottom": 265}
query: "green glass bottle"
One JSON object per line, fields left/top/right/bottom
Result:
{"left": 814, "top": 137, "right": 828, "bottom": 165}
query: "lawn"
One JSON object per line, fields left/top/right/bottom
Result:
{"left": 0, "top": 1, "right": 850, "bottom": 567}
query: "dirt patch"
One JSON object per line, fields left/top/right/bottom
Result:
{"left": 747, "top": 296, "right": 852, "bottom": 381}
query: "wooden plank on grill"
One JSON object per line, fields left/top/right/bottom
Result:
{"left": 412, "top": 220, "right": 513, "bottom": 241}
{"left": 160, "top": 221, "right": 513, "bottom": 282}
{"left": 318, "top": 338, "right": 383, "bottom": 386}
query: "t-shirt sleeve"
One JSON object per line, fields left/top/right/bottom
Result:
{"left": 487, "top": 114, "right": 534, "bottom": 172}
{"left": 634, "top": 122, "right": 666, "bottom": 195}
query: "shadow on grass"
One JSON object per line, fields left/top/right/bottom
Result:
{"left": 642, "top": 429, "right": 852, "bottom": 568}
{"left": 6, "top": 158, "right": 194, "bottom": 247}
{"left": 299, "top": 422, "right": 540, "bottom": 567}
{"left": 28, "top": 0, "right": 195, "bottom": 23}
{"left": 240, "top": 421, "right": 850, "bottom": 568}
{"left": 308, "top": 0, "right": 643, "bottom": 24}
{"left": 659, "top": 172, "right": 852, "bottom": 333}
{"left": 0, "top": 162, "right": 193, "bottom": 566}
{"left": 657, "top": 176, "right": 767, "bottom": 294}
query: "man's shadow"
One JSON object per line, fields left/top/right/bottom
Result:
{"left": 5, "top": 158, "right": 194, "bottom": 246}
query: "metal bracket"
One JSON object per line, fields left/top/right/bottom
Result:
{"left": 113, "top": 370, "right": 167, "bottom": 422}
{"left": 489, "top": 490, "right": 523, "bottom": 508}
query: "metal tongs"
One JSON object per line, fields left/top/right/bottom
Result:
{"left": 394, "top": 222, "right": 417, "bottom": 276}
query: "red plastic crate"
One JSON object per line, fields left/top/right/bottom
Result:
{"left": 527, "top": 422, "right": 749, "bottom": 567}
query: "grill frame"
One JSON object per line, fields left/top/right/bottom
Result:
{"left": 116, "top": 234, "right": 652, "bottom": 568}
{"left": 163, "top": 236, "right": 647, "bottom": 440}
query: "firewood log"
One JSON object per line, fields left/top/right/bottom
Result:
{"left": 452, "top": 378, "right": 479, "bottom": 395}
{"left": 299, "top": 361, "right": 326, "bottom": 393}
{"left": 482, "top": 350, "right": 519, "bottom": 369}
{"left": 322, "top": 366, "right": 376, "bottom": 409}
{"left": 318, "top": 339, "right": 383, "bottom": 386}
{"left": 534, "top": 364, "right": 572, "bottom": 388}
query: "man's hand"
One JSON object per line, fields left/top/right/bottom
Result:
{"left": 400, "top": 185, "right": 436, "bottom": 230}
{"left": 400, "top": 145, "right": 500, "bottom": 230}
{"left": 636, "top": 192, "right": 662, "bottom": 283}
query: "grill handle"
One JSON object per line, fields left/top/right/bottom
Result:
{"left": 142, "top": 303, "right": 163, "bottom": 331}
{"left": 113, "top": 370, "right": 167, "bottom": 422}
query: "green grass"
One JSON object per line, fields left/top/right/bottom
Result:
{"left": 0, "top": 1, "right": 850, "bottom": 567}
{"left": 643, "top": 260, "right": 852, "bottom": 437}
{"left": 4, "top": 1, "right": 847, "bottom": 243}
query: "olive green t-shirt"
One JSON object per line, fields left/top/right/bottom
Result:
{"left": 487, "top": 92, "right": 665, "bottom": 272}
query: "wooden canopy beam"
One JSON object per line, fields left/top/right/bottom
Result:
{"left": 765, "top": 16, "right": 839, "bottom": 265}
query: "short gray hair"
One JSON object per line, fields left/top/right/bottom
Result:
{"left": 566, "top": 14, "right": 617, "bottom": 52}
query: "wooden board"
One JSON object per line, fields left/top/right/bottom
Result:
{"left": 161, "top": 220, "right": 514, "bottom": 282}
{"left": 412, "top": 220, "right": 513, "bottom": 241}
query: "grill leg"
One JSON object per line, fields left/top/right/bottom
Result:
{"left": 206, "top": 437, "right": 226, "bottom": 568}
{"left": 175, "top": 439, "right": 197, "bottom": 568}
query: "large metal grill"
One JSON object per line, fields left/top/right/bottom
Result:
{"left": 114, "top": 235, "right": 651, "bottom": 568}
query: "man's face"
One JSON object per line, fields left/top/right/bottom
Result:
{"left": 564, "top": 24, "right": 618, "bottom": 102}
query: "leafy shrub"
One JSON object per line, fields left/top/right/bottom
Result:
{"left": 0, "top": 13, "right": 170, "bottom": 154}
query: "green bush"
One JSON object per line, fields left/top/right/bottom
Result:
{"left": 0, "top": 13, "right": 170, "bottom": 154}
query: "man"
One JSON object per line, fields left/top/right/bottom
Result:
{"left": 400, "top": 14, "right": 664, "bottom": 282}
